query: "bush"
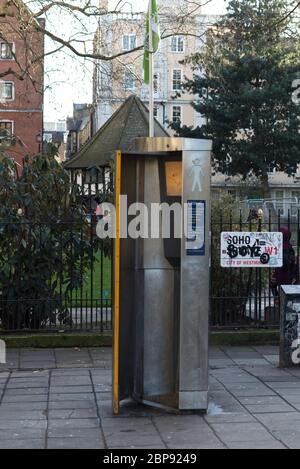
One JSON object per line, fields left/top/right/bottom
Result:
{"left": 0, "top": 152, "right": 98, "bottom": 330}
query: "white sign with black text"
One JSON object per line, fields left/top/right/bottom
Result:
{"left": 221, "top": 232, "right": 283, "bottom": 268}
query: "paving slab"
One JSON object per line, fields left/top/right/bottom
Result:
{"left": 0, "top": 439, "right": 45, "bottom": 449}
{"left": 47, "top": 437, "right": 105, "bottom": 449}
{"left": 0, "top": 346, "right": 299, "bottom": 449}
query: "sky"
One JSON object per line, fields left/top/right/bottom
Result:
{"left": 43, "top": 0, "right": 228, "bottom": 123}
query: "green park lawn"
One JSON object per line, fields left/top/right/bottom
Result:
{"left": 78, "top": 253, "right": 112, "bottom": 305}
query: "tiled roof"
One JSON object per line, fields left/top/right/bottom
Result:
{"left": 64, "top": 95, "right": 169, "bottom": 169}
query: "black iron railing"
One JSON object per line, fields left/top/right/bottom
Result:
{"left": 1, "top": 205, "right": 298, "bottom": 332}
{"left": 211, "top": 209, "right": 300, "bottom": 328}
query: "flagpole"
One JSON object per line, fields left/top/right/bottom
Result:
{"left": 149, "top": 0, "right": 154, "bottom": 138}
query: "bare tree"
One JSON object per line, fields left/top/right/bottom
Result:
{"left": 0, "top": 0, "right": 217, "bottom": 85}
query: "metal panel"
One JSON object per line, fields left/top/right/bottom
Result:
{"left": 134, "top": 137, "right": 212, "bottom": 154}
{"left": 135, "top": 157, "right": 178, "bottom": 398}
{"left": 179, "top": 145, "right": 212, "bottom": 410}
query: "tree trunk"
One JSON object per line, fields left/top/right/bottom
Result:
{"left": 261, "top": 173, "right": 271, "bottom": 199}
{"left": 261, "top": 173, "right": 277, "bottom": 223}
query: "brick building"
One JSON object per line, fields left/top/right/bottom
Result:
{"left": 0, "top": 0, "right": 44, "bottom": 166}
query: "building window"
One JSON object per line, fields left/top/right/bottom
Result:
{"left": 172, "top": 69, "right": 182, "bottom": 91}
{"left": 172, "top": 105, "right": 182, "bottom": 123}
{"left": 0, "top": 121, "right": 13, "bottom": 137}
{"left": 0, "top": 82, "right": 14, "bottom": 100}
{"left": 122, "top": 34, "right": 136, "bottom": 51}
{"left": 275, "top": 190, "right": 284, "bottom": 215}
{"left": 153, "top": 72, "right": 159, "bottom": 94}
{"left": 154, "top": 106, "right": 159, "bottom": 119}
{"left": 124, "top": 69, "right": 135, "bottom": 91}
{"left": 0, "top": 42, "right": 13, "bottom": 60}
{"left": 291, "top": 191, "right": 300, "bottom": 202}
{"left": 171, "top": 36, "right": 184, "bottom": 53}
{"left": 43, "top": 133, "right": 53, "bottom": 143}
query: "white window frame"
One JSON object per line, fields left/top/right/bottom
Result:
{"left": 43, "top": 133, "right": 53, "bottom": 143}
{"left": 172, "top": 69, "right": 182, "bottom": 91}
{"left": 171, "top": 36, "right": 184, "bottom": 53}
{"left": 0, "top": 81, "right": 15, "bottom": 101}
{"left": 0, "top": 42, "right": 15, "bottom": 60}
{"left": 153, "top": 72, "right": 159, "bottom": 94}
{"left": 122, "top": 34, "right": 137, "bottom": 51}
{"left": 172, "top": 105, "right": 182, "bottom": 123}
{"left": 123, "top": 69, "right": 135, "bottom": 91}
{"left": 0, "top": 120, "right": 14, "bottom": 136}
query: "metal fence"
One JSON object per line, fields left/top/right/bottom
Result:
{"left": 1, "top": 205, "right": 299, "bottom": 333}
{"left": 211, "top": 210, "right": 300, "bottom": 328}
{"left": 0, "top": 217, "right": 113, "bottom": 334}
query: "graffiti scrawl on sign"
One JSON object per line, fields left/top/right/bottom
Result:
{"left": 221, "top": 232, "right": 283, "bottom": 268}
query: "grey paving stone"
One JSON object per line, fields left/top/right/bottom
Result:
{"left": 230, "top": 388, "right": 276, "bottom": 398}
{"left": 0, "top": 347, "right": 298, "bottom": 450}
{"left": 7, "top": 379, "right": 49, "bottom": 389}
{"left": 2, "top": 394, "right": 47, "bottom": 403}
{"left": 101, "top": 418, "right": 163, "bottom": 447}
{"left": 0, "top": 439, "right": 45, "bottom": 449}
{"left": 153, "top": 415, "right": 212, "bottom": 433}
{"left": 271, "top": 431, "right": 300, "bottom": 449}
{"left": 227, "top": 440, "right": 286, "bottom": 449}
{"left": 47, "top": 428, "right": 103, "bottom": 438}
{"left": 0, "top": 402, "right": 47, "bottom": 411}
{"left": 0, "top": 428, "right": 46, "bottom": 440}
{"left": 4, "top": 387, "right": 48, "bottom": 396}
{"left": 48, "top": 399, "right": 97, "bottom": 409}
{"left": 56, "top": 363, "right": 92, "bottom": 369}
{"left": 19, "top": 362, "right": 55, "bottom": 369}
{"left": 94, "top": 384, "right": 112, "bottom": 392}
{"left": 205, "top": 412, "right": 257, "bottom": 424}
{"left": 268, "top": 381, "right": 300, "bottom": 388}
{"left": 159, "top": 429, "right": 219, "bottom": 447}
{"left": 51, "top": 376, "right": 92, "bottom": 386}
{"left": 280, "top": 396, "right": 300, "bottom": 404}
{"left": 166, "top": 443, "right": 226, "bottom": 449}
{"left": 0, "top": 410, "right": 47, "bottom": 420}
{"left": 20, "top": 353, "right": 54, "bottom": 360}
{"left": 48, "top": 408, "right": 98, "bottom": 419}
{"left": 108, "top": 445, "right": 167, "bottom": 449}
{"left": 232, "top": 359, "right": 271, "bottom": 366}
{"left": 252, "top": 346, "right": 279, "bottom": 355}
{"left": 93, "top": 361, "right": 113, "bottom": 368}
{"left": 48, "top": 418, "right": 100, "bottom": 430}
{"left": 211, "top": 422, "right": 275, "bottom": 443}
{"left": 209, "top": 347, "right": 228, "bottom": 359}
{"left": 237, "top": 396, "right": 287, "bottom": 406}
{"left": 210, "top": 359, "right": 236, "bottom": 367}
{"left": 49, "top": 393, "right": 95, "bottom": 402}
{"left": 247, "top": 404, "right": 295, "bottom": 414}
{"left": 47, "top": 437, "right": 105, "bottom": 449}
{"left": 97, "top": 400, "right": 114, "bottom": 417}
{"left": 50, "top": 385, "right": 94, "bottom": 394}
{"left": 254, "top": 412, "right": 300, "bottom": 431}
{"left": 11, "top": 371, "right": 49, "bottom": 378}
{"left": 96, "top": 392, "right": 112, "bottom": 401}
{"left": 51, "top": 369, "right": 91, "bottom": 376}
{"left": 0, "top": 419, "right": 47, "bottom": 429}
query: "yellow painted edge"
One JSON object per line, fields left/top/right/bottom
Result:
{"left": 113, "top": 150, "right": 121, "bottom": 415}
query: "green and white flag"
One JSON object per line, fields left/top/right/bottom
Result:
{"left": 143, "top": 0, "right": 160, "bottom": 85}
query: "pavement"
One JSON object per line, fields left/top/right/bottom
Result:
{"left": 0, "top": 346, "right": 300, "bottom": 449}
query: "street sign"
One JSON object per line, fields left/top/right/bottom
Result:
{"left": 221, "top": 232, "right": 283, "bottom": 268}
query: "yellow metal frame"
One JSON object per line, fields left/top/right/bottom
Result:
{"left": 113, "top": 150, "right": 122, "bottom": 415}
